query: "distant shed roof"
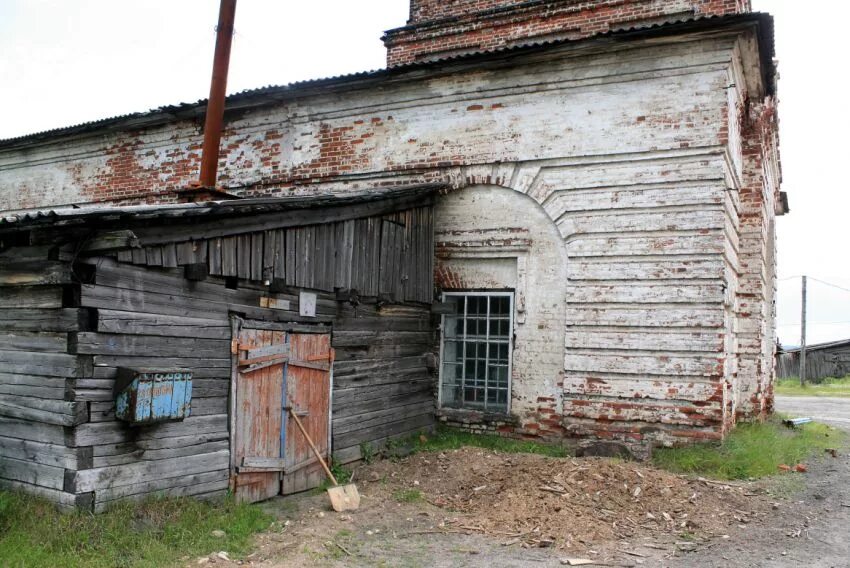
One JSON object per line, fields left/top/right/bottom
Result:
{"left": 780, "top": 339, "right": 850, "bottom": 355}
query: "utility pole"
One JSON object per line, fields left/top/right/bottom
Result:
{"left": 800, "top": 275, "right": 807, "bottom": 387}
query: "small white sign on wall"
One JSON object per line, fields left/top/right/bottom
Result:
{"left": 299, "top": 291, "right": 317, "bottom": 317}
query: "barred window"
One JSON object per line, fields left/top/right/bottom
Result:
{"left": 439, "top": 292, "right": 513, "bottom": 413}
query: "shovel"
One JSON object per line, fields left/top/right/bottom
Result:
{"left": 287, "top": 405, "right": 360, "bottom": 512}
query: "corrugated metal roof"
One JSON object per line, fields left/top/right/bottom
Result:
{"left": 0, "top": 13, "right": 774, "bottom": 149}
{"left": 780, "top": 338, "right": 850, "bottom": 354}
{"left": 0, "top": 183, "right": 443, "bottom": 232}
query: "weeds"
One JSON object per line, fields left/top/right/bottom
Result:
{"left": 0, "top": 492, "right": 271, "bottom": 568}
{"left": 409, "top": 425, "right": 570, "bottom": 458}
{"left": 314, "top": 462, "right": 353, "bottom": 492}
{"left": 653, "top": 418, "right": 843, "bottom": 480}
{"left": 392, "top": 489, "right": 423, "bottom": 503}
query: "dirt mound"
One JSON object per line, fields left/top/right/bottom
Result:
{"left": 365, "top": 447, "right": 767, "bottom": 550}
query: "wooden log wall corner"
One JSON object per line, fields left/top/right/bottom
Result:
{"left": 0, "top": 200, "right": 436, "bottom": 510}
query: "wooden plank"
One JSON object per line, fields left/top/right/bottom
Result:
{"left": 237, "top": 234, "right": 252, "bottom": 280}
{"left": 74, "top": 332, "right": 229, "bottom": 359}
{"left": 263, "top": 230, "right": 276, "bottom": 282}
{"left": 145, "top": 246, "right": 163, "bottom": 267}
{"left": 333, "top": 411, "right": 433, "bottom": 450}
{"left": 0, "top": 417, "right": 66, "bottom": 445}
{"left": 208, "top": 238, "right": 223, "bottom": 276}
{"left": 259, "top": 297, "right": 291, "bottom": 310}
{"left": 240, "top": 457, "right": 287, "bottom": 471}
{"left": 0, "top": 456, "right": 66, "bottom": 490}
{"left": 0, "top": 381, "right": 65, "bottom": 400}
{"left": 0, "top": 349, "right": 82, "bottom": 377}
{"left": 0, "top": 435, "right": 84, "bottom": 469}
{"left": 0, "top": 261, "right": 72, "bottom": 287}
{"left": 96, "top": 310, "right": 230, "bottom": 339}
{"left": 221, "top": 236, "right": 238, "bottom": 277}
{"left": 93, "top": 469, "right": 228, "bottom": 506}
{"left": 0, "top": 286, "right": 63, "bottom": 308}
{"left": 72, "top": 450, "right": 230, "bottom": 492}
{"left": 273, "top": 230, "right": 285, "bottom": 281}
{"left": 0, "top": 331, "right": 67, "bottom": 352}
{"left": 335, "top": 220, "right": 354, "bottom": 290}
{"left": 0, "top": 308, "right": 86, "bottom": 332}
{"left": 333, "top": 400, "right": 434, "bottom": 435}
{"left": 129, "top": 191, "right": 436, "bottom": 245}
{"left": 72, "top": 414, "right": 228, "bottom": 447}
{"left": 285, "top": 228, "right": 297, "bottom": 286}
{"left": 161, "top": 243, "right": 178, "bottom": 268}
{"left": 92, "top": 439, "right": 229, "bottom": 467}
{"left": 131, "top": 247, "right": 146, "bottom": 265}
{"left": 0, "top": 395, "right": 87, "bottom": 426}
{"left": 251, "top": 232, "right": 264, "bottom": 282}
{"left": 79, "top": 230, "right": 140, "bottom": 254}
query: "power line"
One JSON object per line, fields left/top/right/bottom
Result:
{"left": 778, "top": 320, "right": 850, "bottom": 327}
{"left": 777, "top": 274, "right": 850, "bottom": 293}
{"left": 808, "top": 276, "right": 850, "bottom": 295}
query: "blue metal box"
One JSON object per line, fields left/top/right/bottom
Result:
{"left": 114, "top": 368, "right": 192, "bottom": 425}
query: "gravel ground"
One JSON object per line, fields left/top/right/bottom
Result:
{"left": 191, "top": 396, "right": 850, "bottom": 567}
{"left": 668, "top": 396, "right": 850, "bottom": 568}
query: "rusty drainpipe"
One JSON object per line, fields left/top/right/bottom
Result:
{"left": 197, "top": 0, "right": 237, "bottom": 189}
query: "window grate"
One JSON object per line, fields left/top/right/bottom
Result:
{"left": 439, "top": 292, "right": 513, "bottom": 413}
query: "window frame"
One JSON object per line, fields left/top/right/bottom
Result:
{"left": 437, "top": 290, "right": 515, "bottom": 414}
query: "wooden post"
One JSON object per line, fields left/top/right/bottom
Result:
{"left": 800, "top": 275, "right": 807, "bottom": 387}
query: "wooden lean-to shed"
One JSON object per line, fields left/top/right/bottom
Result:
{"left": 0, "top": 185, "right": 438, "bottom": 510}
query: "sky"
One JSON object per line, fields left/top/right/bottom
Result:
{"left": 0, "top": 0, "right": 847, "bottom": 347}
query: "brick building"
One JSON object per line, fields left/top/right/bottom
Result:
{"left": 0, "top": 0, "right": 784, "bottom": 504}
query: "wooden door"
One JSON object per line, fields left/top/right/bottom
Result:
{"left": 232, "top": 328, "right": 288, "bottom": 503}
{"left": 282, "top": 333, "right": 333, "bottom": 495}
{"left": 231, "top": 326, "right": 332, "bottom": 502}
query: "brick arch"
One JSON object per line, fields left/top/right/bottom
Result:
{"left": 433, "top": 182, "right": 569, "bottom": 438}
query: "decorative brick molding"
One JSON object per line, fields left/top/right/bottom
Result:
{"left": 384, "top": 0, "right": 751, "bottom": 66}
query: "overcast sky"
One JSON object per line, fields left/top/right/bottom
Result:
{"left": 0, "top": 0, "right": 847, "bottom": 346}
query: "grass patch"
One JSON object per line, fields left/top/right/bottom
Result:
{"left": 775, "top": 376, "right": 850, "bottom": 397}
{"left": 392, "top": 489, "right": 424, "bottom": 503}
{"left": 653, "top": 418, "right": 843, "bottom": 480}
{"left": 411, "top": 425, "right": 570, "bottom": 457}
{"left": 314, "top": 462, "right": 353, "bottom": 493}
{"left": 0, "top": 491, "right": 271, "bottom": 568}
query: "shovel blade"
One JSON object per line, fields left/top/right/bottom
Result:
{"left": 327, "top": 484, "right": 360, "bottom": 512}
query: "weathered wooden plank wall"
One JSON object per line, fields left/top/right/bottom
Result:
{"left": 113, "top": 206, "right": 433, "bottom": 304}
{"left": 776, "top": 345, "right": 850, "bottom": 382}
{"left": 0, "top": 249, "right": 90, "bottom": 510}
{"left": 0, "top": 203, "right": 435, "bottom": 510}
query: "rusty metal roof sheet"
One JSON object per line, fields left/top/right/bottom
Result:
{"left": 0, "top": 13, "right": 774, "bottom": 149}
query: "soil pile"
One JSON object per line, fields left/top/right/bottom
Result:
{"left": 365, "top": 447, "right": 767, "bottom": 549}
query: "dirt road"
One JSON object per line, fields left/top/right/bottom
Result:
{"left": 775, "top": 395, "right": 850, "bottom": 427}
{"left": 669, "top": 396, "right": 850, "bottom": 568}
{"left": 205, "top": 396, "right": 849, "bottom": 568}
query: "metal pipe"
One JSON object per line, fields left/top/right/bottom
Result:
{"left": 198, "top": 0, "right": 238, "bottom": 189}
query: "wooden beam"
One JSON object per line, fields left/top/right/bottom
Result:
{"left": 0, "top": 261, "right": 72, "bottom": 287}
{"left": 79, "top": 230, "right": 140, "bottom": 254}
